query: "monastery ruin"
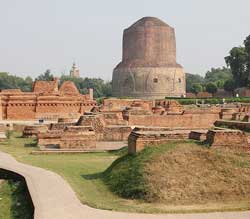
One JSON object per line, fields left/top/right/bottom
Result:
{"left": 0, "top": 78, "right": 96, "bottom": 121}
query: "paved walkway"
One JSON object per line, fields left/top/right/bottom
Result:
{"left": 0, "top": 151, "right": 250, "bottom": 219}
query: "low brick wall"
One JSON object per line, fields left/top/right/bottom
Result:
{"left": 128, "top": 113, "right": 219, "bottom": 129}
{"left": 128, "top": 128, "right": 191, "bottom": 154}
{"left": 38, "top": 126, "right": 96, "bottom": 150}
{"left": 60, "top": 131, "right": 96, "bottom": 150}
{"left": 37, "top": 131, "right": 62, "bottom": 147}
{"left": 189, "top": 130, "right": 207, "bottom": 141}
{"left": 206, "top": 129, "right": 250, "bottom": 149}
{"left": 215, "top": 120, "right": 250, "bottom": 131}
{"left": 101, "top": 126, "right": 132, "bottom": 141}
{"left": 23, "top": 125, "right": 48, "bottom": 138}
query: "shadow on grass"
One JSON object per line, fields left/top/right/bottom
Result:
{"left": 24, "top": 142, "right": 37, "bottom": 148}
{"left": 81, "top": 172, "right": 104, "bottom": 180}
{"left": 107, "top": 146, "right": 128, "bottom": 156}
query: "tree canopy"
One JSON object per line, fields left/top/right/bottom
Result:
{"left": 204, "top": 67, "right": 232, "bottom": 88}
{"left": 0, "top": 72, "right": 33, "bottom": 92}
{"left": 225, "top": 34, "right": 250, "bottom": 88}
{"left": 36, "top": 69, "right": 54, "bottom": 81}
{"left": 185, "top": 73, "right": 204, "bottom": 93}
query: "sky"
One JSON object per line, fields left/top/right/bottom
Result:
{"left": 0, "top": 0, "right": 249, "bottom": 80}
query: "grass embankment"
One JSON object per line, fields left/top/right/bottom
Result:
{"left": 104, "top": 142, "right": 250, "bottom": 211}
{"left": 0, "top": 179, "right": 33, "bottom": 219}
{"left": 1, "top": 132, "right": 250, "bottom": 213}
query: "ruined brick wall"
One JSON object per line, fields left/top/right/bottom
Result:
{"left": 128, "top": 129, "right": 191, "bottom": 154}
{"left": 102, "top": 126, "right": 132, "bottom": 141}
{"left": 60, "top": 131, "right": 96, "bottom": 150}
{"left": 206, "top": 130, "right": 249, "bottom": 149}
{"left": 128, "top": 113, "right": 219, "bottom": 129}
{"left": 6, "top": 95, "right": 37, "bottom": 120}
{"left": 0, "top": 81, "right": 96, "bottom": 120}
{"left": 33, "top": 79, "right": 59, "bottom": 94}
{"left": 215, "top": 120, "right": 250, "bottom": 131}
{"left": 102, "top": 98, "right": 153, "bottom": 111}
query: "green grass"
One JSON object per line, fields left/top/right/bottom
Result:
{"left": 1, "top": 132, "right": 250, "bottom": 214}
{"left": 0, "top": 132, "right": 165, "bottom": 213}
{"left": 0, "top": 180, "right": 33, "bottom": 219}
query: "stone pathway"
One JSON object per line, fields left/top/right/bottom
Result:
{"left": 0, "top": 151, "right": 249, "bottom": 219}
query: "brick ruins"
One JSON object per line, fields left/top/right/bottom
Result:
{"left": 2, "top": 93, "right": 249, "bottom": 152}
{"left": 0, "top": 78, "right": 96, "bottom": 121}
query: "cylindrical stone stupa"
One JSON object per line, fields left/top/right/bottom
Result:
{"left": 112, "top": 17, "right": 186, "bottom": 99}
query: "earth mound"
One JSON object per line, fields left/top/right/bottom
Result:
{"left": 104, "top": 142, "right": 250, "bottom": 205}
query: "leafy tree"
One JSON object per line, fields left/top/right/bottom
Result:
{"left": 206, "top": 82, "right": 218, "bottom": 94}
{"left": 205, "top": 67, "right": 232, "bottom": 84}
{"left": 225, "top": 35, "right": 250, "bottom": 88}
{"left": 223, "top": 79, "right": 235, "bottom": 92}
{"left": 0, "top": 72, "right": 33, "bottom": 91}
{"left": 215, "top": 80, "right": 225, "bottom": 89}
{"left": 185, "top": 73, "right": 204, "bottom": 92}
{"left": 36, "top": 69, "right": 54, "bottom": 81}
{"left": 191, "top": 83, "right": 203, "bottom": 94}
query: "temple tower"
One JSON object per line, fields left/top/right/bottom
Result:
{"left": 112, "top": 17, "right": 186, "bottom": 99}
{"left": 70, "top": 62, "right": 80, "bottom": 77}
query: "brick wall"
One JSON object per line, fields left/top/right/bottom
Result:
{"left": 0, "top": 85, "right": 96, "bottom": 120}
{"left": 128, "top": 113, "right": 219, "bottom": 129}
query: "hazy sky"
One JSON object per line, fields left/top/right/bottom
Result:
{"left": 0, "top": 0, "right": 249, "bottom": 80}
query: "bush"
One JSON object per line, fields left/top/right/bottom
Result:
{"left": 165, "top": 97, "right": 250, "bottom": 105}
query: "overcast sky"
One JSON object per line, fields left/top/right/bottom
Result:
{"left": 0, "top": 0, "right": 249, "bottom": 80}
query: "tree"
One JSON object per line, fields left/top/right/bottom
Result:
{"left": 185, "top": 73, "right": 204, "bottom": 93}
{"left": 215, "top": 80, "right": 225, "bottom": 89}
{"left": 0, "top": 72, "right": 33, "bottom": 91}
{"left": 36, "top": 69, "right": 54, "bottom": 81}
{"left": 206, "top": 82, "right": 218, "bottom": 94}
{"left": 225, "top": 34, "right": 250, "bottom": 88}
{"left": 225, "top": 47, "right": 247, "bottom": 88}
{"left": 191, "top": 83, "right": 203, "bottom": 94}
{"left": 224, "top": 79, "right": 235, "bottom": 92}
{"left": 205, "top": 67, "right": 232, "bottom": 84}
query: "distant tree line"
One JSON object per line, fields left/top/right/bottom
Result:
{"left": 187, "top": 34, "right": 250, "bottom": 95}
{"left": 0, "top": 70, "right": 112, "bottom": 98}
{"left": 186, "top": 67, "right": 233, "bottom": 94}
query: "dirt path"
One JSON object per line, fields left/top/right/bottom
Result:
{"left": 0, "top": 151, "right": 249, "bottom": 219}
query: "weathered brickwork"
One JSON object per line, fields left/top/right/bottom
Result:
{"left": 23, "top": 125, "right": 48, "bottom": 138}
{"left": 128, "top": 127, "right": 195, "bottom": 154}
{"left": 206, "top": 129, "right": 250, "bottom": 150}
{"left": 0, "top": 79, "right": 96, "bottom": 120}
{"left": 112, "top": 17, "right": 186, "bottom": 99}
{"left": 127, "top": 113, "right": 219, "bottom": 129}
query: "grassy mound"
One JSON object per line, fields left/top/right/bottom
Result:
{"left": 104, "top": 142, "right": 250, "bottom": 205}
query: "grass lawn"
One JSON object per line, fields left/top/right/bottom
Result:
{"left": 0, "top": 132, "right": 250, "bottom": 214}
